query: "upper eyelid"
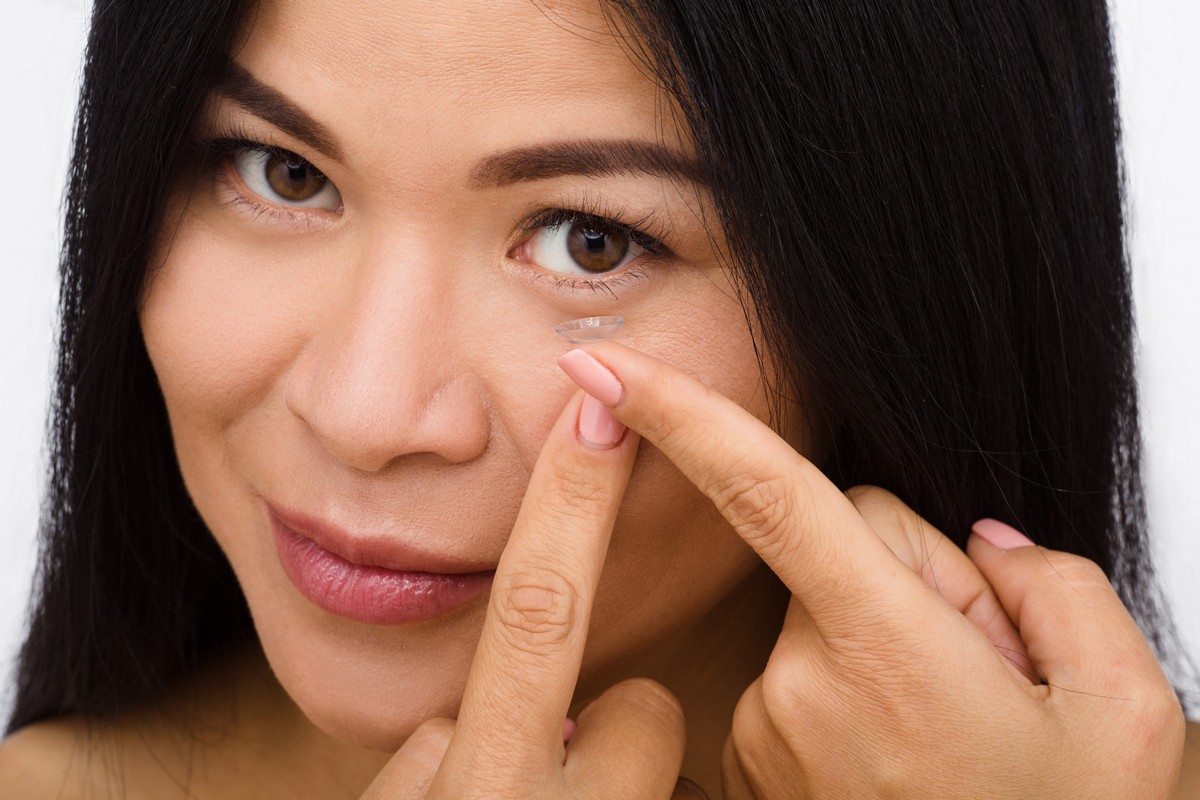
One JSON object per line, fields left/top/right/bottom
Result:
{"left": 195, "top": 108, "right": 333, "bottom": 170}
{"left": 210, "top": 137, "right": 330, "bottom": 178}
{"left": 519, "top": 204, "right": 673, "bottom": 252}
{"left": 519, "top": 209, "right": 662, "bottom": 244}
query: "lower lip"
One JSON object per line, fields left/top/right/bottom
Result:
{"left": 271, "top": 516, "right": 493, "bottom": 625}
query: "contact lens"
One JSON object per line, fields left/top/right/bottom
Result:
{"left": 553, "top": 316, "right": 625, "bottom": 343}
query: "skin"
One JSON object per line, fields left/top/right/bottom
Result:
{"left": 1, "top": 0, "right": 1197, "bottom": 796}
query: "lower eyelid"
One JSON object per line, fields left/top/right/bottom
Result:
{"left": 520, "top": 264, "right": 653, "bottom": 299}
{"left": 213, "top": 163, "right": 285, "bottom": 220}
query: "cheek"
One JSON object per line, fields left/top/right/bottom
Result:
{"left": 570, "top": 280, "right": 773, "bottom": 677}
{"left": 140, "top": 212, "right": 317, "bottom": 583}
{"left": 141, "top": 216, "right": 308, "bottom": 439}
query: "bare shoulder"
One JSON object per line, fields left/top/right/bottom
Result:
{"left": 0, "top": 718, "right": 97, "bottom": 799}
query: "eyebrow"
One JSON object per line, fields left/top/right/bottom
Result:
{"left": 215, "top": 64, "right": 707, "bottom": 189}
{"left": 470, "top": 139, "right": 708, "bottom": 188}
{"left": 216, "top": 62, "right": 344, "bottom": 161}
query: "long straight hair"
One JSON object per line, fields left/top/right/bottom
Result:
{"left": 8, "top": 0, "right": 1186, "bottom": 732}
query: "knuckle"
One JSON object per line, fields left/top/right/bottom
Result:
{"left": 759, "top": 660, "right": 795, "bottom": 714}
{"left": 728, "top": 682, "right": 789, "bottom": 791}
{"left": 402, "top": 717, "right": 454, "bottom": 766}
{"left": 709, "top": 470, "right": 795, "bottom": 557}
{"left": 730, "top": 683, "right": 766, "bottom": 744}
{"left": 724, "top": 681, "right": 772, "bottom": 748}
{"left": 531, "top": 461, "right": 618, "bottom": 530}
{"left": 758, "top": 655, "right": 829, "bottom": 734}
{"left": 1127, "top": 679, "right": 1184, "bottom": 737}
{"left": 845, "top": 485, "right": 910, "bottom": 535}
{"left": 1037, "top": 550, "right": 1112, "bottom": 592}
{"left": 610, "top": 677, "right": 685, "bottom": 733}
{"left": 843, "top": 484, "right": 897, "bottom": 512}
{"left": 490, "top": 567, "right": 581, "bottom": 656}
{"left": 1103, "top": 686, "right": 1186, "bottom": 782}
{"left": 846, "top": 485, "right": 944, "bottom": 576}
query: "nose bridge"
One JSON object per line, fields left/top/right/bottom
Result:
{"left": 286, "top": 227, "right": 489, "bottom": 471}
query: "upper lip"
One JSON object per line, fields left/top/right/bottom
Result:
{"left": 268, "top": 503, "right": 496, "bottom": 574}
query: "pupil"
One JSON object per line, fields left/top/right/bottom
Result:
{"left": 582, "top": 230, "right": 606, "bottom": 253}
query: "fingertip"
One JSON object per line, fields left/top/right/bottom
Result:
{"left": 971, "top": 518, "right": 1036, "bottom": 550}
{"left": 557, "top": 349, "right": 625, "bottom": 406}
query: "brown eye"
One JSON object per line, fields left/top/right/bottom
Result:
{"left": 564, "top": 221, "right": 631, "bottom": 273}
{"left": 264, "top": 153, "right": 327, "bottom": 202}
{"left": 231, "top": 146, "right": 343, "bottom": 211}
{"left": 523, "top": 214, "right": 649, "bottom": 277}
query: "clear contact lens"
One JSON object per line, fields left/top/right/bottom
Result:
{"left": 553, "top": 315, "right": 625, "bottom": 343}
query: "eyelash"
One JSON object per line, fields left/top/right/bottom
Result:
{"left": 193, "top": 129, "right": 673, "bottom": 293}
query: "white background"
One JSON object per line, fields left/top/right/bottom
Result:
{"left": 1, "top": 1, "right": 1197, "bottom": 724}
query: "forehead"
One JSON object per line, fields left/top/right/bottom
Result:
{"left": 236, "top": 0, "right": 681, "bottom": 156}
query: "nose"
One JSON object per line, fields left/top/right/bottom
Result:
{"left": 284, "top": 234, "right": 490, "bottom": 472}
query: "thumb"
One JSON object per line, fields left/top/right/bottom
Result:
{"left": 966, "top": 519, "right": 1164, "bottom": 697}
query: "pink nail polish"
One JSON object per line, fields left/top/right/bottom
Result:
{"left": 557, "top": 350, "right": 624, "bottom": 406}
{"left": 578, "top": 394, "right": 625, "bottom": 449}
{"left": 972, "top": 518, "right": 1036, "bottom": 550}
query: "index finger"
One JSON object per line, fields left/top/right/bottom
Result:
{"left": 556, "top": 343, "right": 932, "bottom": 632}
{"left": 438, "top": 390, "right": 639, "bottom": 780}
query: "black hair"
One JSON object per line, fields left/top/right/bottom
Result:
{"left": 606, "top": 0, "right": 1188, "bottom": 684}
{"left": 8, "top": 0, "right": 1190, "bottom": 733}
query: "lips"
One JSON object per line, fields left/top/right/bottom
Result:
{"left": 268, "top": 504, "right": 495, "bottom": 625}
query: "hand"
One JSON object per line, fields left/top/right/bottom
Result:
{"left": 361, "top": 391, "right": 703, "bottom": 799}
{"left": 558, "top": 341, "right": 1186, "bottom": 799}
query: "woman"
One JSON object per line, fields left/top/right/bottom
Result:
{"left": 2, "top": 0, "right": 1196, "bottom": 796}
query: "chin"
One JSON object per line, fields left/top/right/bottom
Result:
{"left": 299, "top": 690, "right": 455, "bottom": 751}
{"left": 251, "top": 590, "right": 486, "bottom": 750}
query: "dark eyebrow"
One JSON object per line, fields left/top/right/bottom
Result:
{"left": 214, "top": 65, "right": 703, "bottom": 187}
{"left": 470, "top": 139, "right": 708, "bottom": 188}
{"left": 215, "top": 62, "right": 344, "bottom": 161}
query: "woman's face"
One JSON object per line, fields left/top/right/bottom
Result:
{"left": 142, "top": 0, "right": 800, "bottom": 749}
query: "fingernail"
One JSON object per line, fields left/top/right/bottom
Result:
{"left": 579, "top": 394, "right": 625, "bottom": 449}
{"left": 557, "top": 349, "right": 624, "bottom": 406}
{"left": 972, "top": 518, "right": 1036, "bottom": 550}
{"left": 562, "top": 717, "right": 577, "bottom": 744}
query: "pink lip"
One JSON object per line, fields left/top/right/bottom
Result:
{"left": 268, "top": 505, "right": 494, "bottom": 625}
